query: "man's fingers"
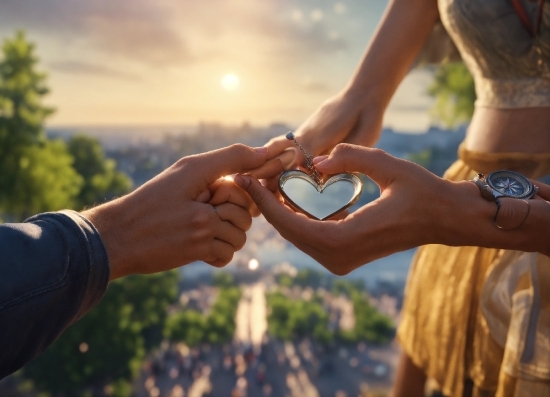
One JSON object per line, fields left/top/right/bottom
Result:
{"left": 314, "top": 143, "right": 402, "bottom": 187}
{"left": 247, "top": 157, "right": 285, "bottom": 180}
{"left": 209, "top": 180, "right": 256, "bottom": 216}
{"left": 185, "top": 144, "right": 269, "bottom": 189}
{"left": 205, "top": 239, "right": 235, "bottom": 268}
{"left": 214, "top": 219, "right": 247, "bottom": 250}
{"left": 214, "top": 203, "right": 253, "bottom": 232}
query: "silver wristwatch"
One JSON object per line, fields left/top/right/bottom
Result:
{"left": 472, "top": 170, "right": 537, "bottom": 201}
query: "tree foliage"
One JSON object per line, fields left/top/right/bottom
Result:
{"left": 4, "top": 139, "right": 83, "bottom": 219}
{"left": 349, "top": 292, "right": 394, "bottom": 345}
{"left": 428, "top": 62, "right": 475, "bottom": 127}
{"left": 68, "top": 135, "right": 132, "bottom": 209}
{"left": 164, "top": 286, "right": 241, "bottom": 346}
{"left": 266, "top": 292, "right": 333, "bottom": 344}
{"left": 0, "top": 31, "right": 82, "bottom": 220}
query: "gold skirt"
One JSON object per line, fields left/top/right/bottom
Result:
{"left": 397, "top": 145, "right": 550, "bottom": 397}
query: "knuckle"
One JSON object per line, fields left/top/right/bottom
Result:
{"left": 327, "top": 263, "right": 351, "bottom": 276}
{"left": 190, "top": 209, "right": 211, "bottom": 229}
{"left": 333, "top": 143, "right": 355, "bottom": 156}
{"left": 229, "top": 143, "right": 249, "bottom": 157}
{"left": 367, "top": 147, "right": 388, "bottom": 160}
{"left": 217, "top": 253, "right": 234, "bottom": 268}
{"left": 174, "top": 156, "right": 192, "bottom": 169}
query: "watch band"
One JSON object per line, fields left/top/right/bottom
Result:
{"left": 472, "top": 173, "right": 495, "bottom": 201}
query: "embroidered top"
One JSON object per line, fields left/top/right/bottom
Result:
{"left": 438, "top": 0, "right": 550, "bottom": 108}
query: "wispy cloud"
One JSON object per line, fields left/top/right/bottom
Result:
{"left": 48, "top": 61, "right": 140, "bottom": 81}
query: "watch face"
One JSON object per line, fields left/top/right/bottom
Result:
{"left": 486, "top": 170, "right": 534, "bottom": 199}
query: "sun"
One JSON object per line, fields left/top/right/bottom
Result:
{"left": 221, "top": 74, "right": 240, "bottom": 91}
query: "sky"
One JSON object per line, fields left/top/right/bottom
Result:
{"left": 0, "top": 0, "right": 435, "bottom": 131}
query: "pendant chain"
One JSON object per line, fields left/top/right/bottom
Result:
{"left": 286, "top": 132, "right": 323, "bottom": 186}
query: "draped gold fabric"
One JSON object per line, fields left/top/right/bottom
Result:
{"left": 397, "top": 146, "right": 550, "bottom": 397}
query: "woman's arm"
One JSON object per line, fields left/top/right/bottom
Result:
{"left": 258, "top": 0, "right": 440, "bottom": 175}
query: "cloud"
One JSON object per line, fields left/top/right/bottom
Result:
{"left": 48, "top": 61, "right": 140, "bottom": 81}
{"left": 301, "top": 77, "right": 332, "bottom": 93}
{"left": 0, "top": 0, "right": 350, "bottom": 69}
{"left": 0, "top": 0, "right": 191, "bottom": 65}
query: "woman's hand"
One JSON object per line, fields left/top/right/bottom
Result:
{"left": 250, "top": 89, "right": 383, "bottom": 185}
{"left": 82, "top": 144, "right": 269, "bottom": 280}
{"left": 237, "top": 143, "right": 456, "bottom": 275}
{"left": 250, "top": 0, "right": 441, "bottom": 184}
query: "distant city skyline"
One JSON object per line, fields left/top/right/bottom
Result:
{"left": 1, "top": 0, "right": 434, "bottom": 132}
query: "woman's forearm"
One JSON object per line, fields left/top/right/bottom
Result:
{"left": 345, "top": 0, "right": 440, "bottom": 110}
{"left": 441, "top": 181, "right": 550, "bottom": 257}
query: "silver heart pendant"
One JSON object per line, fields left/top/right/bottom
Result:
{"left": 278, "top": 170, "right": 363, "bottom": 220}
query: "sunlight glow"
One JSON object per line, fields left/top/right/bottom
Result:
{"left": 248, "top": 258, "right": 259, "bottom": 270}
{"left": 221, "top": 74, "right": 240, "bottom": 91}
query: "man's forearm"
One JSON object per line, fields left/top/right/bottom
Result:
{"left": 0, "top": 211, "right": 110, "bottom": 379}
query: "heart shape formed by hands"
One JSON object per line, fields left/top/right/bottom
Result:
{"left": 278, "top": 170, "right": 363, "bottom": 220}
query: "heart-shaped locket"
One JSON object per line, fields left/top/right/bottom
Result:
{"left": 278, "top": 170, "right": 362, "bottom": 220}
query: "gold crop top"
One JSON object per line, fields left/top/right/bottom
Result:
{"left": 438, "top": 0, "right": 550, "bottom": 108}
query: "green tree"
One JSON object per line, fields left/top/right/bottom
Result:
{"left": 350, "top": 292, "right": 394, "bottom": 345}
{"left": 0, "top": 31, "right": 82, "bottom": 220}
{"left": 23, "top": 271, "right": 179, "bottom": 396}
{"left": 266, "top": 292, "right": 333, "bottom": 344}
{"left": 164, "top": 286, "right": 241, "bottom": 347}
{"left": 67, "top": 135, "right": 132, "bottom": 209}
{"left": 4, "top": 139, "right": 83, "bottom": 219}
{"left": 212, "top": 271, "right": 236, "bottom": 288}
{"left": 428, "top": 62, "right": 475, "bottom": 127}
{"left": 165, "top": 310, "right": 206, "bottom": 347}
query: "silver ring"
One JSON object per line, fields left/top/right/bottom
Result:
{"left": 212, "top": 206, "right": 218, "bottom": 214}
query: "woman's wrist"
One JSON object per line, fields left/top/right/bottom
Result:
{"left": 435, "top": 180, "right": 497, "bottom": 247}
{"left": 342, "top": 81, "right": 386, "bottom": 116}
{"left": 437, "top": 180, "right": 550, "bottom": 256}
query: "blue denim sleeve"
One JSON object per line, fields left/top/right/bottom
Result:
{"left": 0, "top": 210, "right": 110, "bottom": 379}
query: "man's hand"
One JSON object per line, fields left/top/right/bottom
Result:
{"left": 82, "top": 144, "right": 269, "bottom": 280}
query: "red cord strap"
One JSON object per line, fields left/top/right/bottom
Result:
{"left": 510, "top": 0, "right": 546, "bottom": 37}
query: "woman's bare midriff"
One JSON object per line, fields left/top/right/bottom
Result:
{"left": 463, "top": 107, "right": 550, "bottom": 154}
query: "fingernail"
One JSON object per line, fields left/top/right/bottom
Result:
{"left": 315, "top": 160, "right": 329, "bottom": 170}
{"left": 313, "top": 155, "right": 328, "bottom": 165}
{"left": 234, "top": 174, "right": 251, "bottom": 188}
{"left": 254, "top": 147, "right": 268, "bottom": 155}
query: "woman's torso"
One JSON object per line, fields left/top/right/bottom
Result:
{"left": 437, "top": 0, "right": 550, "bottom": 154}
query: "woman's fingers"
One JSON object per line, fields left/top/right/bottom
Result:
{"left": 533, "top": 180, "right": 550, "bottom": 201}
{"left": 234, "top": 174, "right": 320, "bottom": 245}
{"left": 314, "top": 143, "right": 413, "bottom": 189}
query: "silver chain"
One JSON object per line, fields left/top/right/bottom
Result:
{"left": 286, "top": 132, "right": 323, "bottom": 185}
